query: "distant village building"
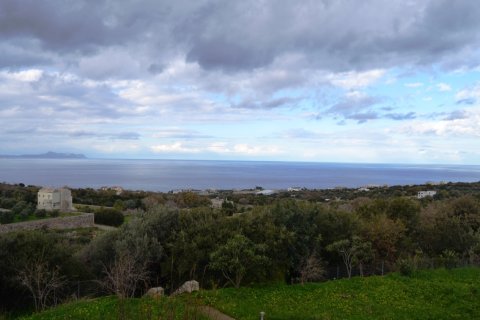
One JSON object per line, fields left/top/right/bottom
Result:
{"left": 417, "top": 190, "right": 437, "bottom": 199}
{"left": 287, "top": 187, "right": 302, "bottom": 192}
{"left": 211, "top": 197, "right": 225, "bottom": 209}
{"left": 357, "top": 187, "right": 370, "bottom": 192}
{"left": 100, "top": 186, "right": 124, "bottom": 195}
{"left": 37, "top": 187, "right": 73, "bottom": 211}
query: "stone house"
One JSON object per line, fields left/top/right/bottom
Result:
{"left": 37, "top": 187, "right": 73, "bottom": 211}
{"left": 417, "top": 190, "right": 437, "bottom": 199}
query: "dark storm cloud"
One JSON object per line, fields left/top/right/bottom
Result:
{"left": 0, "top": 0, "right": 114, "bottom": 52}
{"left": 1, "top": 0, "right": 479, "bottom": 74}
{"left": 179, "top": 0, "right": 480, "bottom": 72}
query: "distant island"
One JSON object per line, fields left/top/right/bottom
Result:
{"left": 0, "top": 151, "right": 87, "bottom": 159}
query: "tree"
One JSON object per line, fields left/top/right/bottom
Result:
{"left": 362, "top": 214, "right": 405, "bottom": 275}
{"left": 101, "top": 252, "right": 149, "bottom": 299}
{"left": 327, "top": 236, "right": 372, "bottom": 278}
{"left": 300, "top": 255, "right": 325, "bottom": 284}
{"left": 17, "top": 254, "right": 66, "bottom": 312}
{"left": 94, "top": 208, "right": 124, "bottom": 227}
{"left": 210, "top": 234, "right": 268, "bottom": 288}
{"left": 0, "top": 210, "right": 14, "bottom": 224}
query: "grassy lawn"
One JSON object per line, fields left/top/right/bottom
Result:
{"left": 198, "top": 268, "right": 480, "bottom": 320}
{"left": 19, "top": 296, "right": 210, "bottom": 320}
{"left": 15, "top": 268, "right": 480, "bottom": 320}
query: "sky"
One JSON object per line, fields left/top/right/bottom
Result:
{"left": 1, "top": 0, "right": 480, "bottom": 164}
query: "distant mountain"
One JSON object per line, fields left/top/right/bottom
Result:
{"left": 0, "top": 151, "right": 87, "bottom": 159}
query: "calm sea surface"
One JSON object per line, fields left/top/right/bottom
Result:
{"left": 0, "top": 159, "right": 479, "bottom": 192}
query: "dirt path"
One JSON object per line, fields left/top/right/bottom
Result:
{"left": 198, "top": 306, "right": 236, "bottom": 320}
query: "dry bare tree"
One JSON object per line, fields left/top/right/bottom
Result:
{"left": 102, "top": 252, "right": 149, "bottom": 299}
{"left": 17, "top": 255, "right": 66, "bottom": 312}
{"left": 300, "top": 255, "right": 325, "bottom": 284}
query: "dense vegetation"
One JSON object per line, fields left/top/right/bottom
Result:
{"left": 1, "top": 181, "right": 480, "bottom": 318}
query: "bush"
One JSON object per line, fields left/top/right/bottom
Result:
{"left": 49, "top": 210, "right": 60, "bottom": 217}
{"left": 18, "top": 209, "right": 30, "bottom": 221}
{"left": 0, "top": 211, "right": 14, "bottom": 224}
{"left": 397, "top": 258, "right": 416, "bottom": 276}
{"left": 94, "top": 208, "right": 124, "bottom": 227}
{"left": 11, "top": 201, "right": 27, "bottom": 215}
{"left": 440, "top": 250, "right": 459, "bottom": 270}
{"left": 34, "top": 209, "right": 47, "bottom": 218}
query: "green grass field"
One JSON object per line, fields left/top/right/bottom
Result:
{"left": 198, "top": 268, "right": 480, "bottom": 319}
{"left": 18, "top": 268, "right": 480, "bottom": 320}
{"left": 19, "top": 296, "right": 209, "bottom": 320}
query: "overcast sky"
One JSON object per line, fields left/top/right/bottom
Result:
{"left": 1, "top": 0, "right": 480, "bottom": 163}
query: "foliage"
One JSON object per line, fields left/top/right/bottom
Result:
{"left": 0, "top": 231, "right": 91, "bottom": 312}
{"left": 0, "top": 210, "right": 14, "bottom": 224}
{"left": 210, "top": 234, "right": 269, "bottom": 288}
{"left": 327, "top": 236, "right": 372, "bottom": 278}
{"left": 94, "top": 208, "right": 124, "bottom": 227}
{"left": 18, "top": 255, "right": 66, "bottom": 311}
{"left": 397, "top": 258, "right": 416, "bottom": 276}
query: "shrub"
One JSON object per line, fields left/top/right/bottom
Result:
{"left": 19, "top": 209, "right": 30, "bottom": 221}
{"left": 397, "top": 258, "right": 416, "bottom": 276}
{"left": 49, "top": 210, "right": 60, "bottom": 217}
{"left": 34, "top": 209, "right": 47, "bottom": 218}
{"left": 0, "top": 211, "right": 14, "bottom": 224}
{"left": 94, "top": 208, "right": 124, "bottom": 227}
{"left": 440, "top": 250, "right": 459, "bottom": 270}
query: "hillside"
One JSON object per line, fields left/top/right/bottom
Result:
{"left": 198, "top": 267, "right": 480, "bottom": 319}
{"left": 19, "top": 268, "right": 480, "bottom": 320}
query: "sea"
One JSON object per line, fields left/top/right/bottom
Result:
{"left": 0, "top": 158, "right": 480, "bottom": 192}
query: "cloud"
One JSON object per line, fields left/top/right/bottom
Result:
{"left": 437, "top": 83, "right": 452, "bottom": 92}
{"left": 456, "top": 83, "right": 480, "bottom": 104}
{"left": 442, "top": 110, "right": 468, "bottom": 120}
{"left": 232, "top": 97, "right": 298, "bottom": 110}
{"left": 328, "top": 69, "right": 385, "bottom": 89}
{"left": 149, "top": 141, "right": 281, "bottom": 156}
{"left": 324, "top": 92, "right": 381, "bottom": 122}
{"left": 150, "top": 142, "right": 200, "bottom": 153}
{"left": 152, "top": 129, "right": 212, "bottom": 139}
{"left": 385, "top": 112, "right": 416, "bottom": 120}
{"left": 405, "top": 82, "right": 424, "bottom": 88}
{"left": 1, "top": 0, "right": 479, "bottom": 75}
{"left": 207, "top": 142, "right": 281, "bottom": 156}
{"left": 399, "top": 108, "right": 480, "bottom": 137}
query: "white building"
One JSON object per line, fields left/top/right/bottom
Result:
{"left": 37, "top": 187, "right": 73, "bottom": 211}
{"left": 417, "top": 190, "right": 437, "bottom": 199}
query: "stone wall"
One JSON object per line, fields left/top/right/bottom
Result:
{"left": 0, "top": 213, "right": 94, "bottom": 234}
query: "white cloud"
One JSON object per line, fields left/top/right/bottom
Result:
{"left": 1, "top": 69, "right": 43, "bottom": 82}
{"left": 437, "top": 83, "right": 452, "bottom": 92}
{"left": 328, "top": 69, "right": 386, "bottom": 90}
{"left": 456, "top": 83, "right": 480, "bottom": 102}
{"left": 405, "top": 82, "right": 423, "bottom": 88}
{"left": 150, "top": 142, "right": 200, "bottom": 153}
{"left": 398, "top": 108, "right": 480, "bottom": 137}
{"left": 207, "top": 142, "right": 281, "bottom": 156}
